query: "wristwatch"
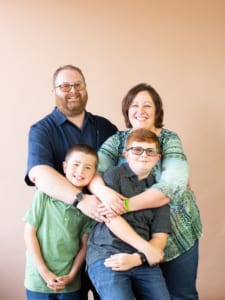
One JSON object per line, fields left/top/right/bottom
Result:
{"left": 72, "top": 192, "right": 84, "bottom": 207}
{"left": 137, "top": 252, "right": 148, "bottom": 265}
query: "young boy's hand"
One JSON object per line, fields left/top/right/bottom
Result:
{"left": 40, "top": 269, "right": 66, "bottom": 291}
{"left": 56, "top": 274, "right": 74, "bottom": 287}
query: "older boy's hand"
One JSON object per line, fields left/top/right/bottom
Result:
{"left": 143, "top": 245, "right": 164, "bottom": 266}
{"left": 104, "top": 253, "right": 142, "bottom": 271}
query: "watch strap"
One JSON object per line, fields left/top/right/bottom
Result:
{"left": 72, "top": 192, "right": 84, "bottom": 207}
{"left": 137, "top": 251, "right": 148, "bottom": 265}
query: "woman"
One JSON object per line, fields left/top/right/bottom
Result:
{"left": 92, "top": 83, "right": 202, "bottom": 300}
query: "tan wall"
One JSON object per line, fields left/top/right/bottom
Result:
{"left": 1, "top": 1, "right": 225, "bottom": 299}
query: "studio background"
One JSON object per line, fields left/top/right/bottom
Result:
{"left": 1, "top": 1, "right": 224, "bottom": 299}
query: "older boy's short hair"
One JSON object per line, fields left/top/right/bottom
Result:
{"left": 65, "top": 144, "right": 99, "bottom": 167}
{"left": 126, "top": 129, "right": 161, "bottom": 152}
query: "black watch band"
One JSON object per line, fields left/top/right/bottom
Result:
{"left": 137, "top": 252, "right": 148, "bottom": 265}
{"left": 72, "top": 192, "right": 84, "bottom": 207}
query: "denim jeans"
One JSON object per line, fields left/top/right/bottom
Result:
{"left": 160, "top": 240, "right": 199, "bottom": 300}
{"left": 26, "top": 289, "right": 81, "bottom": 300}
{"left": 88, "top": 259, "right": 170, "bottom": 300}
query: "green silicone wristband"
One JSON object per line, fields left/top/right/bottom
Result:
{"left": 125, "top": 198, "right": 129, "bottom": 212}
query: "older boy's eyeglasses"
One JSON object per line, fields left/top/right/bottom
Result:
{"left": 126, "top": 147, "right": 160, "bottom": 157}
{"left": 55, "top": 82, "right": 86, "bottom": 92}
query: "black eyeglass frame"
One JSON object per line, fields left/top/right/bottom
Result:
{"left": 126, "top": 146, "right": 160, "bottom": 157}
{"left": 55, "top": 82, "right": 86, "bottom": 92}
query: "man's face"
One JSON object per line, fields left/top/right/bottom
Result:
{"left": 53, "top": 69, "right": 88, "bottom": 117}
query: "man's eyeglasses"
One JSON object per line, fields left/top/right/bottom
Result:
{"left": 55, "top": 82, "right": 86, "bottom": 92}
{"left": 126, "top": 146, "right": 160, "bottom": 157}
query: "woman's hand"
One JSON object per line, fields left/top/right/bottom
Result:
{"left": 77, "top": 194, "right": 109, "bottom": 222}
{"left": 104, "top": 253, "right": 142, "bottom": 271}
{"left": 88, "top": 174, "right": 126, "bottom": 216}
{"left": 96, "top": 185, "right": 126, "bottom": 217}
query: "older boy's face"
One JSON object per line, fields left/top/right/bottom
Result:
{"left": 124, "top": 141, "right": 160, "bottom": 180}
{"left": 63, "top": 152, "right": 96, "bottom": 189}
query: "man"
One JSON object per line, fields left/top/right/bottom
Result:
{"left": 25, "top": 65, "right": 121, "bottom": 216}
{"left": 24, "top": 65, "right": 119, "bottom": 299}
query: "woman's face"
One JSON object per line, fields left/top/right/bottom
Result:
{"left": 128, "top": 91, "right": 156, "bottom": 131}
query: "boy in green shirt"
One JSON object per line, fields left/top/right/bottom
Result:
{"left": 23, "top": 144, "right": 97, "bottom": 300}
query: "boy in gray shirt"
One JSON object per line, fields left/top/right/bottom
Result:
{"left": 86, "top": 128, "right": 171, "bottom": 300}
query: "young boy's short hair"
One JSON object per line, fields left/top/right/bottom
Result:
{"left": 126, "top": 128, "right": 161, "bottom": 152}
{"left": 65, "top": 144, "right": 99, "bottom": 167}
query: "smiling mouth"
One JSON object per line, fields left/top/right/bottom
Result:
{"left": 73, "top": 175, "right": 84, "bottom": 180}
{"left": 67, "top": 98, "right": 81, "bottom": 104}
{"left": 136, "top": 116, "right": 148, "bottom": 121}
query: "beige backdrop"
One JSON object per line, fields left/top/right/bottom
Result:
{"left": 1, "top": 1, "right": 225, "bottom": 299}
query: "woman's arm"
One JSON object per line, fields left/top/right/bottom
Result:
{"left": 91, "top": 130, "right": 188, "bottom": 217}
{"left": 97, "top": 130, "right": 188, "bottom": 212}
{"left": 128, "top": 189, "right": 170, "bottom": 211}
{"left": 128, "top": 131, "right": 189, "bottom": 210}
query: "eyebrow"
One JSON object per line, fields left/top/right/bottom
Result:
{"left": 72, "top": 160, "right": 95, "bottom": 167}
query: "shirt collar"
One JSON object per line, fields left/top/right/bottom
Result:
{"left": 52, "top": 107, "right": 94, "bottom": 126}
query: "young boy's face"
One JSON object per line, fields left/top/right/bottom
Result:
{"left": 63, "top": 151, "right": 97, "bottom": 189}
{"left": 124, "top": 141, "right": 160, "bottom": 180}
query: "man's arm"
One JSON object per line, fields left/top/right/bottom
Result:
{"left": 29, "top": 165, "right": 103, "bottom": 221}
{"left": 29, "top": 165, "right": 80, "bottom": 204}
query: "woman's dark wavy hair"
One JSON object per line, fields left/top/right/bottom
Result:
{"left": 122, "top": 83, "right": 164, "bottom": 128}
